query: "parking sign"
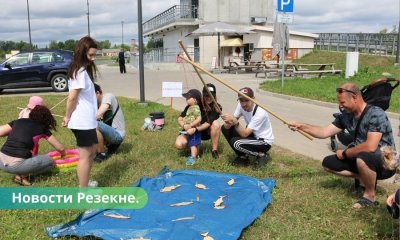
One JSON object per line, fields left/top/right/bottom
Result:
{"left": 277, "top": 0, "right": 294, "bottom": 12}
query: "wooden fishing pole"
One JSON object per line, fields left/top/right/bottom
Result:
{"left": 179, "top": 56, "right": 313, "bottom": 141}
{"left": 50, "top": 96, "right": 68, "bottom": 110}
{"left": 17, "top": 107, "right": 64, "bottom": 118}
{"left": 178, "top": 40, "right": 222, "bottom": 114}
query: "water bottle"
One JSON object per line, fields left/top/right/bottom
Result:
{"left": 88, "top": 180, "right": 98, "bottom": 187}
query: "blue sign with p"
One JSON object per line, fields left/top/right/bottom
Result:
{"left": 277, "top": 0, "right": 294, "bottom": 12}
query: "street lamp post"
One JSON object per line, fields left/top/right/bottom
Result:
{"left": 396, "top": 0, "right": 400, "bottom": 64}
{"left": 86, "top": 0, "right": 90, "bottom": 36}
{"left": 121, "top": 21, "right": 124, "bottom": 48}
{"left": 137, "top": 0, "right": 145, "bottom": 103}
{"left": 26, "top": 0, "right": 32, "bottom": 50}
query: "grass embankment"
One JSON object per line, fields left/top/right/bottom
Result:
{"left": 260, "top": 51, "right": 400, "bottom": 113}
{"left": 0, "top": 95, "right": 399, "bottom": 239}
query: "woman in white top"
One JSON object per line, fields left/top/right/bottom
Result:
{"left": 62, "top": 36, "right": 98, "bottom": 187}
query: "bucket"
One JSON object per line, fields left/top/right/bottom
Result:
{"left": 150, "top": 112, "right": 165, "bottom": 126}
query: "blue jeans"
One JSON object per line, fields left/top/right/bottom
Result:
{"left": 0, "top": 155, "right": 54, "bottom": 175}
{"left": 98, "top": 122, "right": 123, "bottom": 145}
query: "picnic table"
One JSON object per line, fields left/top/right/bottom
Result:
{"left": 255, "top": 63, "right": 343, "bottom": 78}
{"left": 227, "top": 61, "right": 268, "bottom": 74}
{"left": 286, "top": 63, "right": 342, "bottom": 77}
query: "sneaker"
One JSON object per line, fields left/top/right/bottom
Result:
{"left": 254, "top": 153, "right": 271, "bottom": 169}
{"left": 106, "top": 143, "right": 121, "bottom": 155}
{"left": 94, "top": 152, "right": 108, "bottom": 163}
{"left": 186, "top": 156, "right": 197, "bottom": 165}
{"left": 231, "top": 155, "right": 249, "bottom": 166}
{"left": 88, "top": 180, "right": 98, "bottom": 187}
{"left": 211, "top": 150, "right": 219, "bottom": 159}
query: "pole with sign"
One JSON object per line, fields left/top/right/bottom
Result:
{"left": 276, "top": 0, "right": 293, "bottom": 88}
{"left": 277, "top": 0, "right": 294, "bottom": 12}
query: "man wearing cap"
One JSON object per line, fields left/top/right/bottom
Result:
{"left": 220, "top": 87, "right": 274, "bottom": 168}
{"left": 19, "top": 96, "right": 44, "bottom": 119}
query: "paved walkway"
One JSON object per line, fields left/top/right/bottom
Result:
{"left": 97, "top": 65, "right": 399, "bottom": 161}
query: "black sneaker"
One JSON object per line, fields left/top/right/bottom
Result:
{"left": 211, "top": 150, "right": 219, "bottom": 159}
{"left": 231, "top": 155, "right": 249, "bottom": 166}
{"left": 254, "top": 153, "right": 271, "bottom": 169}
{"left": 94, "top": 153, "right": 108, "bottom": 163}
{"left": 106, "top": 143, "right": 121, "bottom": 155}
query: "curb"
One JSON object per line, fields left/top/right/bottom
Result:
{"left": 256, "top": 88, "right": 400, "bottom": 119}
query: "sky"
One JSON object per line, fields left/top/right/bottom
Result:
{"left": 0, "top": 0, "right": 398, "bottom": 48}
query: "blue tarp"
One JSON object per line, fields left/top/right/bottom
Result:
{"left": 47, "top": 169, "right": 276, "bottom": 239}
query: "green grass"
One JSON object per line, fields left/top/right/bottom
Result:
{"left": 260, "top": 51, "right": 400, "bottom": 113}
{"left": 0, "top": 95, "right": 399, "bottom": 239}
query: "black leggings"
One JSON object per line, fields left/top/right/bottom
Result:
{"left": 221, "top": 125, "right": 271, "bottom": 157}
{"left": 322, "top": 150, "right": 395, "bottom": 180}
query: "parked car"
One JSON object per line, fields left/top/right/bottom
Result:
{"left": 0, "top": 50, "right": 73, "bottom": 93}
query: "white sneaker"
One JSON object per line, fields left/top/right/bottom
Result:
{"left": 88, "top": 180, "right": 98, "bottom": 187}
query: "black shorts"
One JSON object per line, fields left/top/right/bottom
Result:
{"left": 71, "top": 129, "right": 98, "bottom": 147}
{"left": 200, "top": 129, "right": 211, "bottom": 141}
{"left": 322, "top": 150, "right": 396, "bottom": 180}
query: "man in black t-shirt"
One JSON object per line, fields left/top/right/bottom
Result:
{"left": 288, "top": 83, "right": 396, "bottom": 209}
{"left": 118, "top": 49, "right": 126, "bottom": 74}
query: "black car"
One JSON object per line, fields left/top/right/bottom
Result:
{"left": 0, "top": 50, "right": 73, "bottom": 93}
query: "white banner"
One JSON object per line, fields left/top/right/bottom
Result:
{"left": 162, "top": 82, "right": 183, "bottom": 97}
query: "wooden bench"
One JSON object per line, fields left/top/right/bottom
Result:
{"left": 255, "top": 67, "right": 295, "bottom": 78}
{"left": 255, "top": 68, "right": 280, "bottom": 78}
{"left": 283, "top": 63, "right": 343, "bottom": 78}
{"left": 292, "top": 69, "right": 343, "bottom": 78}
{"left": 227, "top": 62, "right": 266, "bottom": 74}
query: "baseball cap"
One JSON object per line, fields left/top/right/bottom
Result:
{"left": 202, "top": 83, "right": 216, "bottom": 97}
{"left": 27, "top": 96, "right": 44, "bottom": 109}
{"left": 182, "top": 89, "right": 202, "bottom": 104}
{"left": 238, "top": 87, "right": 254, "bottom": 99}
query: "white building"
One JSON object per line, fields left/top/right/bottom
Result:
{"left": 143, "top": 0, "right": 317, "bottom": 68}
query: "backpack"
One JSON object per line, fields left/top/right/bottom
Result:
{"left": 102, "top": 105, "right": 120, "bottom": 126}
{"left": 361, "top": 78, "right": 399, "bottom": 110}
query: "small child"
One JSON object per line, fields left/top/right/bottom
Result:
{"left": 181, "top": 89, "right": 202, "bottom": 165}
{"left": 19, "top": 96, "right": 44, "bottom": 119}
{"left": 381, "top": 146, "right": 399, "bottom": 170}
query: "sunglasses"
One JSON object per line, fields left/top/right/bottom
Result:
{"left": 336, "top": 87, "right": 356, "bottom": 95}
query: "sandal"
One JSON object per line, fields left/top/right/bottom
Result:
{"left": 14, "top": 175, "right": 32, "bottom": 186}
{"left": 353, "top": 197, "right": 379, "bottom": 209}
